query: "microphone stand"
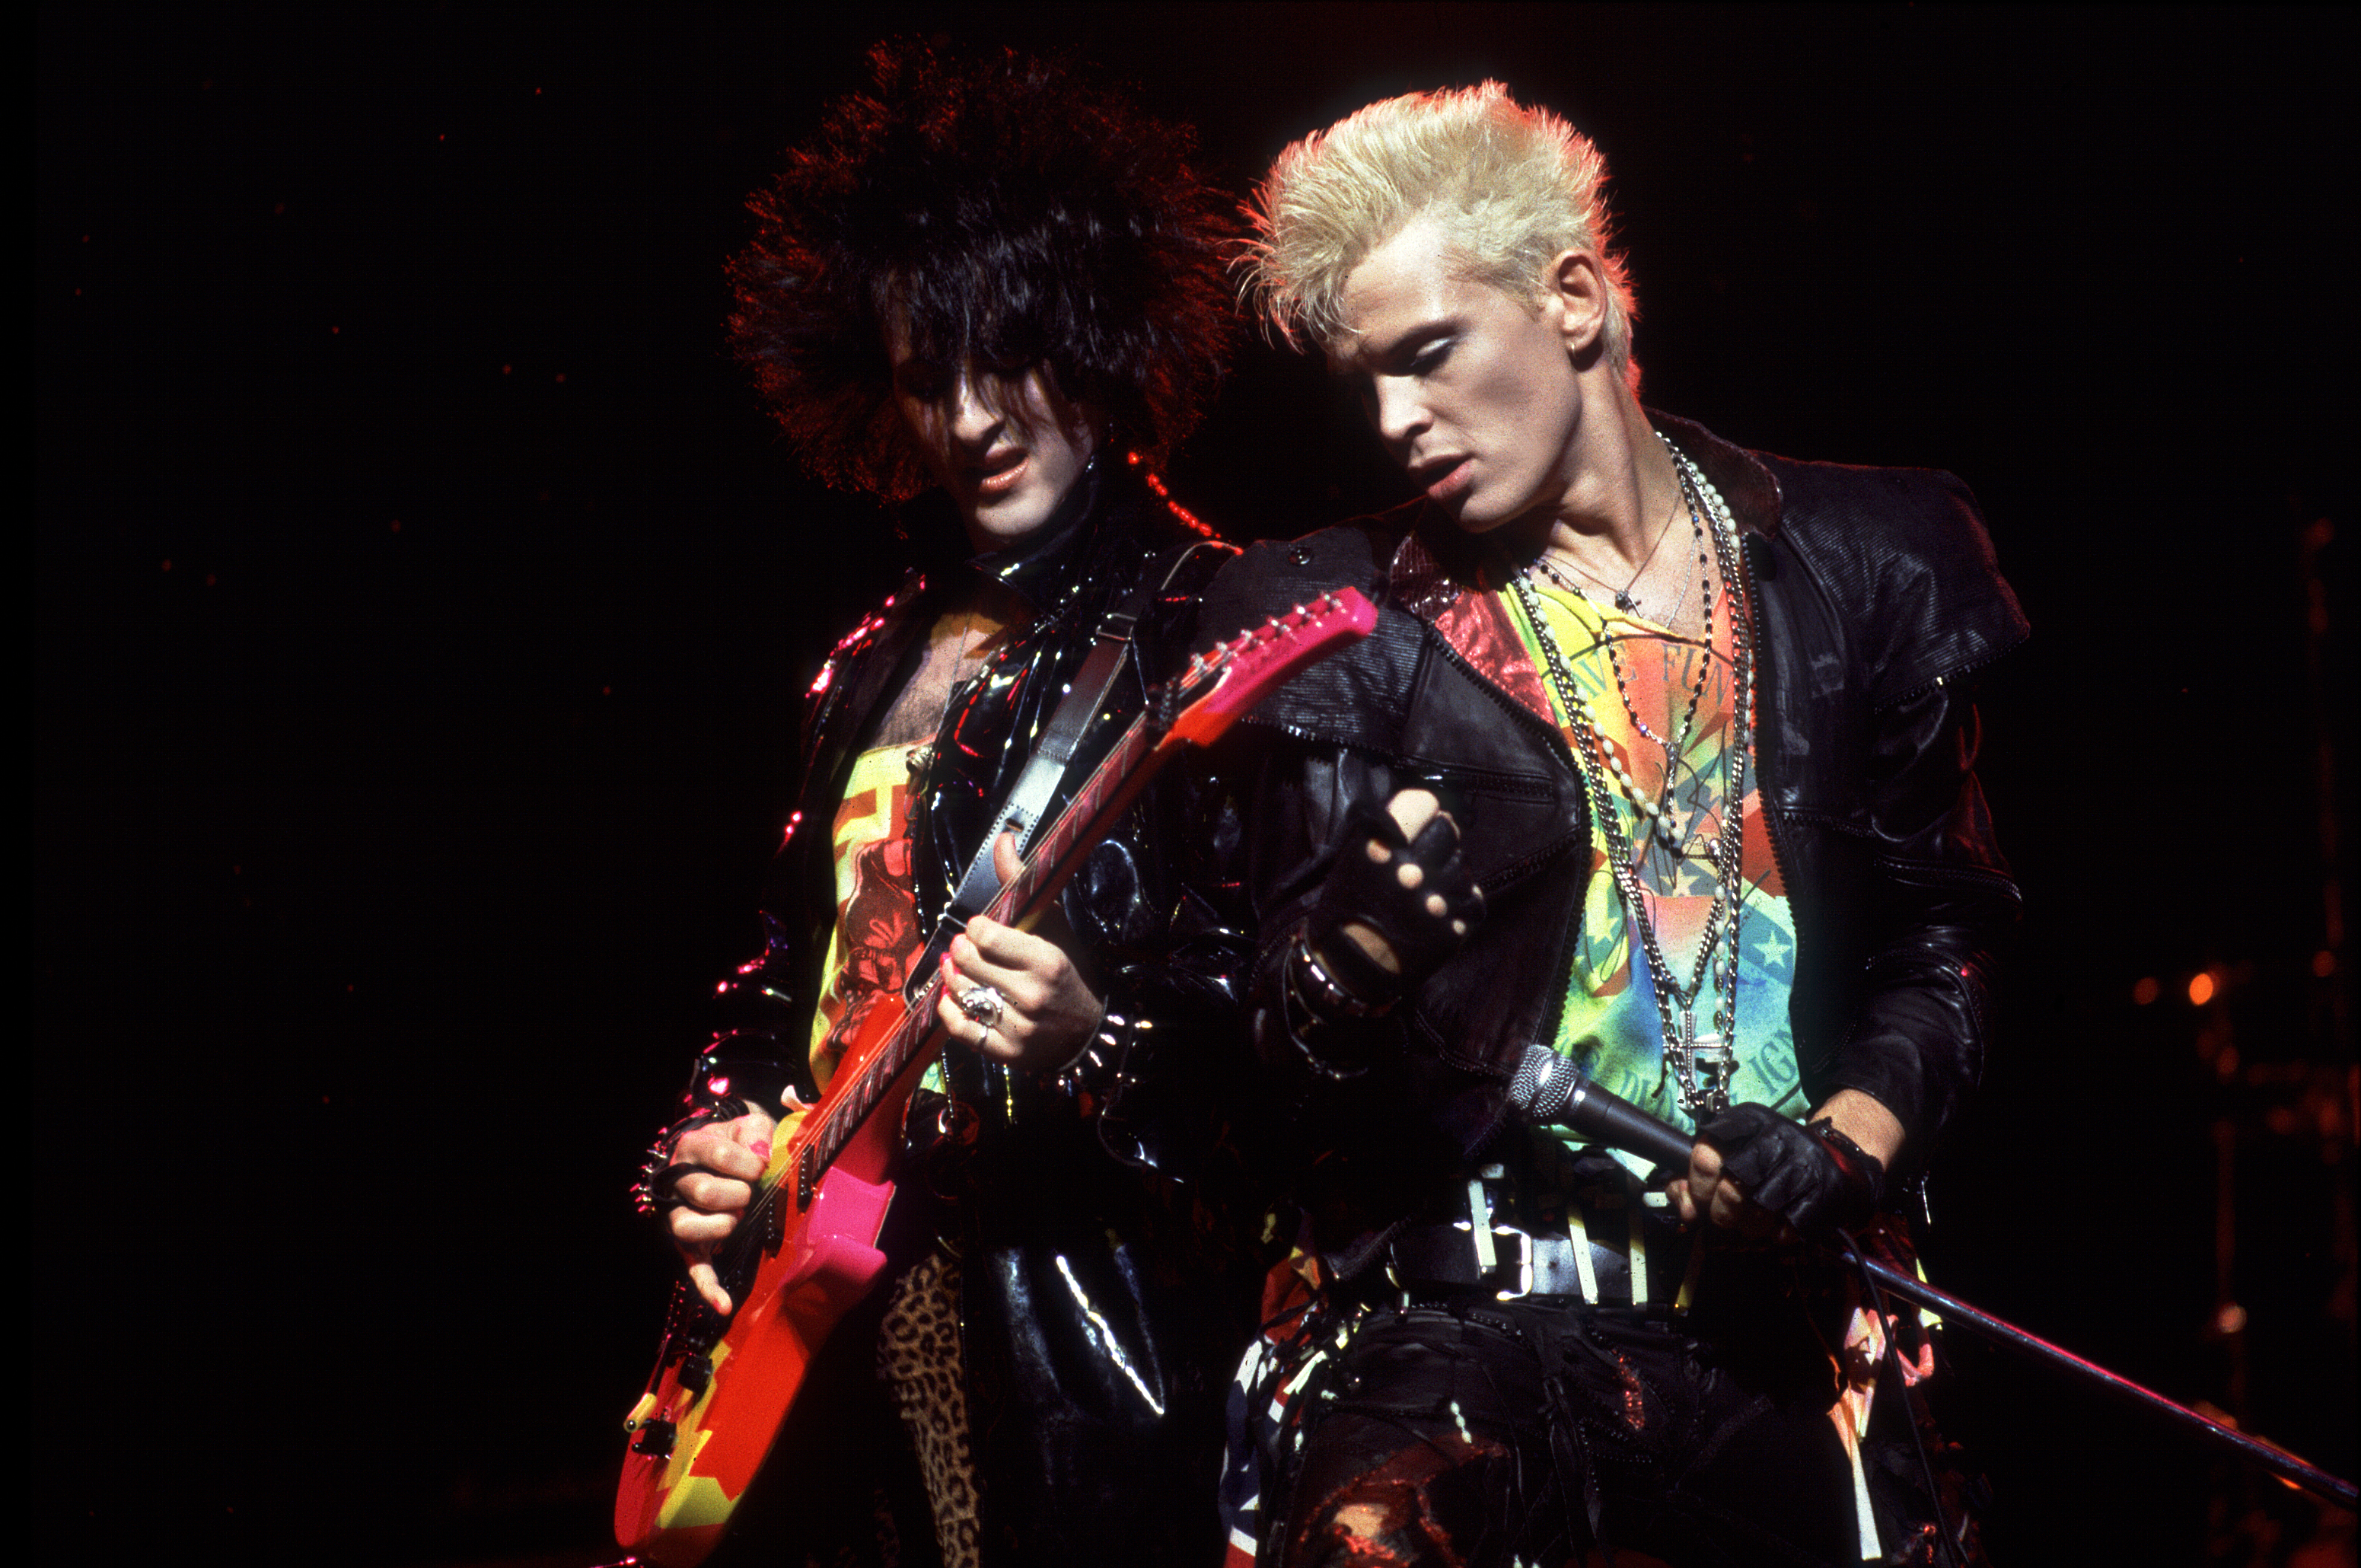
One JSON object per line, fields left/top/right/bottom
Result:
{"left": 1557, "top": 1073, "right": 2360, "bottom": 1510}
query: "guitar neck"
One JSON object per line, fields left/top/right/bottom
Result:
{"left": 801, "top": 709, "right": 1169, "bottom": 1186}
{"left": 982, "top": 719, "right": 1163, "bottom": 933}
{"left": 789, "top": 587, "right": 1375, "bottom": 1203}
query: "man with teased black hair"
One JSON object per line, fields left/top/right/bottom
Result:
{"left": 633, "top": 43, "right": 1257, "bottom": 1566}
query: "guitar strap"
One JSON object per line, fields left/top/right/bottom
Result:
{"left": 910, "top": 540, "right": 1219, "bottom": 991}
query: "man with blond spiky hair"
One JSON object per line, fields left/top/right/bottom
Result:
{"left": 1200, "top": 82, "right": 2022, "bottom": 1565}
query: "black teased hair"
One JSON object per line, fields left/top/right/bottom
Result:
{"left": 727, "top": 41, "right": 1232, "bottom": 502}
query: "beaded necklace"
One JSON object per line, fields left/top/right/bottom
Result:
{"left": 1511, "top": 437, "right": 1757, "bottom": 1117}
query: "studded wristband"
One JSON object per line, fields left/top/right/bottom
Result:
{"left": 629, "top": 1095, "right": 749, "bottom": 1215}
{"left": 1289, "top": 928, "right": 1394, "bottom": 1020}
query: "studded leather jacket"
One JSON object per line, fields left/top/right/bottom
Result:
{"left": 641, "top": 459, "right": 1249, "bottom": 1163}
{"left": 636, "top": 459, "right": 1262, "bottom": 1565}
{"left": 1193, "top": 413, "right": 2028, "bottom": 1251}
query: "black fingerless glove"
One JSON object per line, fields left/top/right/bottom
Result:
{"left": 1697, "top": 1103, "right": 1887, "bottom": 1243}
{"left": 1299, "top": 799, "right": 1484, "bottom": 1011}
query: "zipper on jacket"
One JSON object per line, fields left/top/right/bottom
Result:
{"left": 1737, "top": 529, "right": 1820, "bottom": 1091}
{"left": 1880, "top": 634, "right": 2031, "bottom": 712}
{"left": 1737, "top": 534, "right": 1802, "bottom": 912}
{"left": 1417, "top": 617, "right": 1592, "bottom": 1054}
{"left": 1872, "top": 857, "right": 2024, "bottom": 900}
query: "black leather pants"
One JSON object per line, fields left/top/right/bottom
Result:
{"left": 1270, "top": 1292, "right": 1977, "bottom": 1568}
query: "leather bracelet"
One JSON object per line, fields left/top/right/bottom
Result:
{"left": 1290, "top": 928, "right": 1394, "bottom": 1020}
{"left": 644, "top": 1162, "right": 699, "bottom": 1213}
{"left": 1274, "top": 971, "right": 1371, "bottom": 1082}
{"left": 1283, "top": 1017, "right": 1370, "bottom": 1082}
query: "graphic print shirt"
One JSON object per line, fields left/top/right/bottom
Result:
{"left": 1501, "top": 553, "right": 1807, "bottom": 1167}
{"left": 806, "top": 743, "right": 925, "bottom": 1092}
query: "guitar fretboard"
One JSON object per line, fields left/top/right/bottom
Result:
{"left": 715, "top": 589, "right": 1368, "bottom": 1260}
{"left": 801, "top": 713, "right": 1158, "bottom": 1184}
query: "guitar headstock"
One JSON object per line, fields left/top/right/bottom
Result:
{"left": 1162, "top": 588, "right": 1377, "bottom": 749}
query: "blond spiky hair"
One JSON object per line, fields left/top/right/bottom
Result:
{"left": 1241, "top": 81, "right": 1639, "bottom": 390}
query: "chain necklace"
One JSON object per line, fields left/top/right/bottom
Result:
{"left": 1512, "top": 437, "right": 1757, "bottom": 1117}
{"left": 1531, "top": 491, "right": 1717, "bottom": 796}
{"left": 1537, "top": 486, "right": 1682, "bottom": 613}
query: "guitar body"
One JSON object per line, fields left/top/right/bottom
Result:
{"left": 614, "top": 589, "right": 1377, "bottom": 1566}
{"left": 615, "top": 1026, "right": 932, "bottom": 1566}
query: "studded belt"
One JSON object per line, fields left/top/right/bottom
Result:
{"left": 1386, "top": 1171, "right": 1700, "bottom": 1308}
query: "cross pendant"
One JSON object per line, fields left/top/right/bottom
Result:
{"left": 1681, "top": 1009, "right": 1735, "bottom": 1114}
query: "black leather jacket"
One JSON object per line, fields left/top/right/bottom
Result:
{"left": 1194, "top": 413, "right": 2027, "bottom": 1245}
{"left": 642, "top": 459, "right": 1247, "bottom": 1157}
{"left": 640, "top": 461, "right": 1260, "bottom": 1565}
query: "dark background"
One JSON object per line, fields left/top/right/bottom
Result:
{"left": 34, "top": 5, "right": 2357, "bottom": 1565}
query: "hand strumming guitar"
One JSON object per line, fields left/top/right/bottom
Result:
{"left": 663, "top": 1104, "right": 780, "bottom": 1316}
{"left": 664, "top": 830, "right": 1100, "bottom": 1317}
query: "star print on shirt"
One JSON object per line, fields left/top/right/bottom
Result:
{"left": 1509, "top": 566, "right": 1808, "bottom": 1146}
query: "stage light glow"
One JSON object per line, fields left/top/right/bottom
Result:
{"left": 2188, "top": 971, "right": 2216, "bottom": 1006}
{"left": 2132, "top": 976, "right": 2159, "bottom": 1005}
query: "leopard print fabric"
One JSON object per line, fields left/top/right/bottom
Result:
{"left": 877, "top": 1248, "right": 980, "bottom": 1568}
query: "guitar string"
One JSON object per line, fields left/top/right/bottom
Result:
{"left": 709, "top": 604, "right": 1323, "bottom": 1287}
{"left": 718, "top": 688, "right": 1159, "bottom": 1279}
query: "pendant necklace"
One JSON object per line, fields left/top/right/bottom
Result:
{"left": 1533, "top": 491, "right": 1716, "bottom": 803}
{"left": 1536, "top": 486, "right": 1681, "bottom": 614}
{"left": 1513, "top": 437, "right": 1756, "bottom": 1117}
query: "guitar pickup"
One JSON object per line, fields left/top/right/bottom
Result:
{"left": 628, "top": 1417, "right": 677, "bottom": 1459}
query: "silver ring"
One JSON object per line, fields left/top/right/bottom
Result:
{"left": 957, "top": 984, "right": 1005, "bottom": 1031}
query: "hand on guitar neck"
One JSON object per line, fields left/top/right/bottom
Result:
{"left": 931, "top": 830, "right": 1104, "bottom": 1069}
{"left": 664, "top": 831, "right": 1101, "bottom": 1317}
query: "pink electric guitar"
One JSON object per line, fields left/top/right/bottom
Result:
{"left": 615, "top": 588, "right": 1378, "bottom": 1566}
